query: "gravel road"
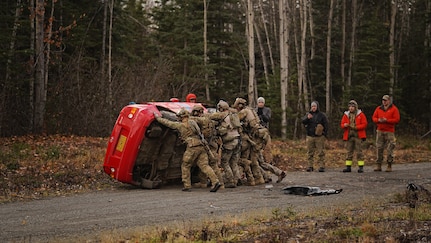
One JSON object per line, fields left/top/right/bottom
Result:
{"left": 1, "top": 162, "right": 430, "bottom": 242}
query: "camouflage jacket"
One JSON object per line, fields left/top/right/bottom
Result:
{"left": 155, "top": 117, "right": 202, "bottom": 147}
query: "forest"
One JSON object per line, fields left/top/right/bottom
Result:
{"left": 0, "top": 0, "right": 430, "bottom": 139}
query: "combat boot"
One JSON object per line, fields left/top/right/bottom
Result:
{"left": 210, "top": 182, "right": 221, "bottom": 192}
{"left": 247, "top": 178, "right": 255, "bottom": 186}
{"left": 256, "top": 177, "right": 266, "bottom": 185}
{"left": 385, "top": 163, "right": 392, "bottom": 172}
{"left": 374, "top": 164, "right": 382, "bottom": 172}
{"left": 342, "top": 166, "right": 351, "bottom": 173}
{"left": 276, "top": 171, "right": 286, "bottom": 183}
{"left": 357, "top": 166, "right": 364, "bottom": 173}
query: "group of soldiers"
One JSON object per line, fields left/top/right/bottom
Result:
{"left": 153, "top": 98, "right": 286, "bottom": 192}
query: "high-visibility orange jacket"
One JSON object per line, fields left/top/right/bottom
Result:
{"left": 372, "top": 104, "right": 400, "bottom": 133}
{"left": 340, "top": 110, "right": 368, "bottom": 141}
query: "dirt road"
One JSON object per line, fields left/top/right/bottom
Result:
{"left": 1, "top": 162, "right": 430, "bottom": 242}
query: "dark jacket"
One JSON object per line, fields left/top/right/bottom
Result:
{"left": 302, "top": 102, "right": 329, "bottom": 137}
{"left": 255, "top": 106, "right": 271, "bottom": 128}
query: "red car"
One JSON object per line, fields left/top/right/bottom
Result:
{"left": 103, "top": 102, "right": 207, "bottom": 188}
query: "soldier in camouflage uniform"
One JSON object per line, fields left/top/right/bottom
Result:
{"left": 154, "top": 108, "right": 221, "bottom": 192}
{"left": 209, "top": 100, "right": 243, "bottom": 188}
{"left": 190, "top": 105, "right": 224, "bottom": 189}
{"left": 233, "top": 98, "right": 268, "bottom": 185}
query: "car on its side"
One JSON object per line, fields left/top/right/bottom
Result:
{"left": 103, "top": 102, "right": 206, "bottom": 188}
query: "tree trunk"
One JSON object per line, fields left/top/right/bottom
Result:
{"left": 29, "top": 0, "right": 35, "bottom": 132}
{"left": 299, "top": 0, "right": 308, "bottom": 112}
{"left": 426, "top": 0, "right": 431, "bottom": 130}
{"left": 108, "top": 0, "right": 114, "bottom": 108}
{"left": 308, "top": 0, "right": 315, "bottom": 61}
{"left": 204, "top": 0, "right": 210, "bottom": 101}
{"left": 325, "top": 0, "right": 334, "bottom": 116}
{"left": 101, "top": 0, "right": 108, "bottom": 89}
{"left": 389, "top": 1, "right": 397, "bottom": 95}
{"left": 254, "top": 23, "right": 269, "bottom": 89}
{"left": 34, "top": 0, "right": 46, "bottom": 134}
{"left": 247, "top": 0, "right": 256, "bottom": 107}
{"left": 2, "top": 0, "right": 22, "bottom": 133}
{"left": 258, "top": 0, "right": 275, "bottom": 76}
{"left": 347, "top": 0, "right": 358, "bottom": 88}
{"left": 279, "top": 0, "right": 289, "bottom": 140}
{"left": 44, "top": 0, "right": 55, "bottom": 106}
{"left": 341, "top": 0, "right": 346, "bottom": 92}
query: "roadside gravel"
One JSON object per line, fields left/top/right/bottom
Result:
{"left": 1, "top": 162, "right": 430, "bottom": 242}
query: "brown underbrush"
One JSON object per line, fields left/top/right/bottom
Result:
{"left": 0, "top": 135, "right": 430, "bottom": 202}
{"left": 1, "top": 135, "right": 431, "bottom": 242}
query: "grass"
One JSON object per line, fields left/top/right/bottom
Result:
{"left": 1, "top": 135, "right": 430, "bottom": 242}
{"left": 84, "top": 198, "right": 430, "bottom": 242}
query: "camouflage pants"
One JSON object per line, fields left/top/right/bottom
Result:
{"left": 262, "top": 138, "right": 273, "bottom": 164}
{"left": 182, "top": 146, "right": 219, "bottom": 189}
{"left": 198, "top": 143, "right": 224, "bottom": 187}
{"left": 241, "top": 142, "right": 264, "bottom": 183}
{"left": 345, "top": 136, "right": 364, "bottom": 165}
{"left": 306, "top": 136, "right": 326, "bottom": 168}
{"left": 258, "top": 151, "right": 283, "bottom": 176}
{"left": 376, "top": 130, "right": 396, "bottom": 165}
{"left": 220, "top": 138, "right": 241, "bottom": 186}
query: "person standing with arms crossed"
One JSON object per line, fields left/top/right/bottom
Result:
{"left": 340, "top": 100, "right": 368, "bottom": 173}
{"left": 372, "top": 95, "right": 400, "bottom": 172}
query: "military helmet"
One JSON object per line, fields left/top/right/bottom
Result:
{"left": 177, "top": 108, "right": 190, "bottom": 118}
{"left": 192, "top": 105, "right": 204, "bottom": 112}
{"left": 233, "top": 98, "right": 247, "bottom": 108}
{"left": 217, "top": 100, "right": 229, "bottom": 111}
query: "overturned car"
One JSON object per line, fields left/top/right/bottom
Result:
{"left": 103, "top": 102, "right": 206, "bottom": 189}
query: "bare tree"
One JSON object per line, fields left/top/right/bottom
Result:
{"left": 101, "top": 0, "right": 108, "bottom": 90}
{"left": 279, "top": 0, "right": 290, "bottom": 140}
{"left": 108, "top": 0, "right": 114, "bottom": 107}
{"left": 2, "top": 0, "right": 22, "bottom": 133}
{"left": 347, "top": 0, "right": 358, "bottom": 88}
{"left": 389, "top": 0, "right": 397, "bottom": 95}
{"left": 258, "top": 0, "right": 275, "bottom": 76}
{"left": 426, "top": 0, "right": 431, "bottom": 130}
{"left": 44, "top": 0, "right": 55, "bottom": 107}
{"left": 325, "top": 0, "right": 335, "bottom": 116}
{"left": 246, "top": 0, "right": 256, "bottom": 107}
{"left": 341, "top": 0, "right": 346, "bottom": 91}
{"left": 254, "top": 23, "right": 269, "bottom": 89}
{"left": 299, "top": 0, "right": 308, "bottom": 113}
{"left": 204, "top": 0, "right": 210, "bottom": 101}
{"left": 34, "top": 0, "right": 46, "bottom": 133}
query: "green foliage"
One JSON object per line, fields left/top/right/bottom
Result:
{"left": 0, "top": 142, "right": 31, "bottom": 170}
{"left": 333, "top": 227, "right": 363, "bottom": 238}
{"left": 0, "top": 0, "right": 430, "bottom": 137}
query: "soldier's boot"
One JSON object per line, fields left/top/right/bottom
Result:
{"left": 255, "top": 177, "right": 266, "bottom": 185}
{"left": 385, "top": 163, "right": 392, "bottom": 172}
{"left": 342, "top": 166, "right": 352, "bottom": 173}
{"left": 247, "top": 178, "right": 256, "bottom": 186}
{"left": 276, "top": 171, "right": 286, "bottom": 183}
{"left": 210, "top": 182, "right": 221, "bottom": 192}
{"left": 374, "top": 164, "right": 382, "bottom": 172}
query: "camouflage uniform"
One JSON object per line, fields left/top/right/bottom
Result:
{"left": 155, "top": 109, "right": 220, "bottom": 192}
{"left": 209, "top": 101, "right": 242, "bottom": 188}
{"left": 190, "top": 105, "right": 224, "bottom": 188}
{"left": 233, "top": 98, "right": 268, "bottom": 185}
